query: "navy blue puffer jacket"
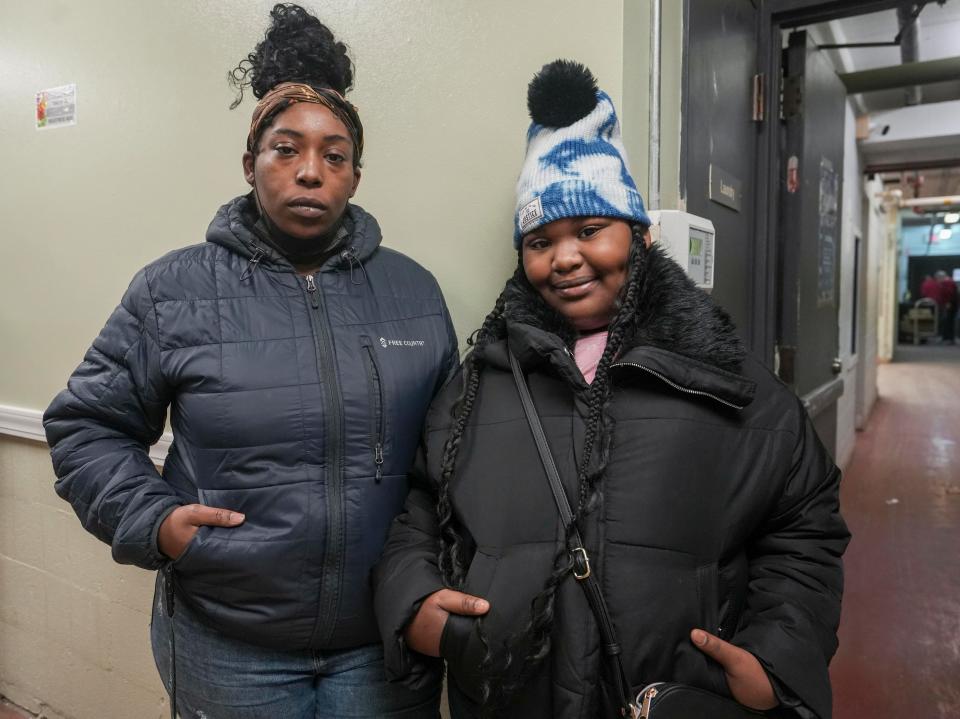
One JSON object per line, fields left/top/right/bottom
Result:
{"left": 44, "top": 195, "right": 458, "bottom": 650}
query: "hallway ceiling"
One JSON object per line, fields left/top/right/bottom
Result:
{"left": 883, "top": 167, "right": 960, "bottom": 200}
{"left": 812, "top": 0, "right": 960, "bottom": 112}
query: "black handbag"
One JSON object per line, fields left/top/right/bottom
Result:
{"left": 508, "top": 350, "right": 766, "bottom": 719}
{"left": 634, "top": 683, "right": 766, "bottom": 718}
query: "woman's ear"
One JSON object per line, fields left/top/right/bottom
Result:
{"left": 643, "top": 229, "right": 653, "bottom": 249}
{"left": 242, "top": 151, "right": 255, "bottom": 186}
{"left": 350, "top": 167, "right": 362, "bottom": 198}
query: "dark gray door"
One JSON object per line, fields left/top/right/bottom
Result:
{"left": 778, "top": 30, "right": 847, "bottom": 455}
{"left": 683, "top": 0, "right": 759, "bottom": 349}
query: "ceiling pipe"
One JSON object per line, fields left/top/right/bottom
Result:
{"left": 896, "top": 3, "right": 923, "bottom": 105}
{"left": 873, "top": 191, "right": 960, "bottom": 213}
{"left": 899, "top": 195, "right": 960, "bottom": 208}
{"left": 866, "top": 158, "right": 960, "bottom": 174}
{"left": 840, "top": 56, "right": 960, "bottom": 93}
{"left": 818, "top": 41, "right": 899, "bottom": 49}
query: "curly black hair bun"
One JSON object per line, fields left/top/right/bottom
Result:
{"left": 230, "top": 3, "right": 354, "bottom": 108}
{"left": 527, "top": 59, "right": 598, "bottom": 128}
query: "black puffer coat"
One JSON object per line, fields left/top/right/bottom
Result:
{"left": 45, "top": 195, "right": 457, "bottom": 651}
{"left": 373, "top": 248, "right": 848, "bottom": 718}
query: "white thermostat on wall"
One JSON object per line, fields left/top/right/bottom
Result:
{"left": 646, "top": 210, "right": 715, "bottom": 292}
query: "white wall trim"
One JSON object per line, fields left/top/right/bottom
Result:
{"left": 0, "top": 403, "right": 171, "bottom": 465}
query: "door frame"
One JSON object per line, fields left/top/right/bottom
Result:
{"left": 752, "top": 0, "right": 902, "bottom": 368}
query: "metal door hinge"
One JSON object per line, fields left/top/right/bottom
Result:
{"left": 752, "top": 73, "right": 765, "bottom": 122}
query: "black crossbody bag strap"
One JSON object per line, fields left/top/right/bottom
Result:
{"left": 509, "top": 350, "right": 638, "bottom": 719}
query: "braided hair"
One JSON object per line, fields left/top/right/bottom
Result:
{"left": 437, "top": 224, "right": 650, "bottom": 711}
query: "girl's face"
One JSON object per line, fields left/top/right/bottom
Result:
{"left": 521, "top": 217, "right": 632, "bottom": 332}
{"left": 243, "top": 102, "right": 361, "bottom": 240}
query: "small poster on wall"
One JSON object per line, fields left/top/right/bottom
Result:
{"left": 36, "top": 83, "right": 77, "bottom": 130}
{"left": 817, "top": 157, "right": 839, "bottom": 307}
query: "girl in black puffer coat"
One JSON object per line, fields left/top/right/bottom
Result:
{"left": 373, "top": 61, "right": 848, "bottom": 719}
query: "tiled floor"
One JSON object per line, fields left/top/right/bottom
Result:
{"left": 831, "top": 343, "right": 960, "bottom": 718}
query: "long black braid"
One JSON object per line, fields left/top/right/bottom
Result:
{"left": 437, "top": 225, "right": 650, "bottom": 712}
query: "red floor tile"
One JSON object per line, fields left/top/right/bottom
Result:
{"left": 831, "top": 344, "right": 960, "bottom": 719}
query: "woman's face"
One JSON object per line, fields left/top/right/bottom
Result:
{"left": 522, "top": 217, "right": 632, "bottom": 332}
{"left": 243, "top": 102, "right": 361, "bottom": 240}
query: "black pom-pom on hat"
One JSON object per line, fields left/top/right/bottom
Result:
{"left": 527, "top": 60, "right": 599, "bottom": 128}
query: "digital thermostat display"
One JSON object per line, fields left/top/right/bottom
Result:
{"left": 646, "top": 210, "right": 716, "bottom": 291}
{"left": 687, "top": 227, "right": 712, "bottom": 286}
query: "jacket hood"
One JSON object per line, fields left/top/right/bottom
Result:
{"left": 205, "top": 193, "right": 383, "bottom": 270}
{"left": 481, "top": 244, "right": 756, "bottom": 407}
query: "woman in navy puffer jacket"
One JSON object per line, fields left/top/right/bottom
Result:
{"left": 43, "top": 5, "right": 454, "bottom": 718}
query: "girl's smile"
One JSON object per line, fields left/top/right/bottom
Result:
{"left": 521, "top": 216, "right": 632, "bottom": 331}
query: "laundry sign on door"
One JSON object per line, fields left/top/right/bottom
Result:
{"left": 708, "top": 164, "right": 742, "bottom": 212}
{"left": 36, "top": 83, "right": 77, "bottom": 130}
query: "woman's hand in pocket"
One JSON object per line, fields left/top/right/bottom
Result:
{"left": 158, "top": 504, "right": 245, "bottom": 560}
{"left": 404, "top": 589, "right": 490, "bottom": 657}
{"left": 690, "top": 628, "right": 778, "bottom": 711}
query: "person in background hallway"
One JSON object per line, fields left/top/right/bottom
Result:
{"left": 921, "top": 273, "right": 939, "bottom": 304}
{"left": 373, "top": 61, "right": 849, "bottom": 719}
{"left": 936, "top": 270, "right": 957, "bottom": 344}
{"left": 43, "top": 4, "right": 453, "bottom": 717}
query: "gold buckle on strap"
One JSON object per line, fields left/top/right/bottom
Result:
{"left": 571, "top": 547, "right": 591, "bottom": 580}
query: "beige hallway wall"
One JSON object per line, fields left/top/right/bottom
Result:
{"left": 836, "top": 100, "right": 864, "bottom": 470}
{"left": 0, "top": 437, "right": 161, "bottom": 719}
{"left": 0, "top": 0, "right": 636, "bottom": 412}
{"left": 857, "top": 176, "right": 885, "bottom": 428}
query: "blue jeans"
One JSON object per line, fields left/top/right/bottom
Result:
{"left": 150, "top": 575, "right": 441, "bottom": 719}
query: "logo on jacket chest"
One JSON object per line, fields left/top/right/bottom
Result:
{"left": 379, "top": 337, "right": 425, "bottom": 348}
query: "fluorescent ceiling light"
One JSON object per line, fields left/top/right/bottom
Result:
{"left": 944, "top": 212, "right": 960, "bottom": 224}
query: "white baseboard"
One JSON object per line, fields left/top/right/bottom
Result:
{"left": 0, "top": 403, "right": 171, "bottom": 465}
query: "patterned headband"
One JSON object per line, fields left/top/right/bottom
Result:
{"left": 247, "top": 82, "right": 364, "bottom": 161}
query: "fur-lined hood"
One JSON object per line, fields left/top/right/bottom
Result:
{"left": 479, "top": 244, "right": 756, "bottom": 408}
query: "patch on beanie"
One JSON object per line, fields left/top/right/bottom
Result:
{"left": 518, "top": 196, "right": 544, "bottom": 234}
{"left": 527, "top": 60, "right": 599, "bottom": 128}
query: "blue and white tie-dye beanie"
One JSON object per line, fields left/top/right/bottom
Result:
{"left": 514, "top": 60, "right": 651, "bottom": 248}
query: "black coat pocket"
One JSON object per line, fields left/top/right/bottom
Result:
{"left": 440, "top": 549, "right": 499, "bottom": 696}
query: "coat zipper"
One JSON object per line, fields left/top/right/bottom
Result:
{"left": 303, "top": 273, "right": 346, "bottom": 646}
{"left": 637, "top": 683, "right": 663, "bottom": 718}
{"left": 611, "top": 361, "right": 745, "bottom": 410}
{"left": 240, "top": 248, "right": 265, "bottom": 282}
{"left": 360, "top": 337, "right": 386, "bottom": 483}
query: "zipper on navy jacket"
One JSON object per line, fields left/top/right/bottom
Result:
{"left": 303, "top": 273, "right": 346, "bottom": 647}
{"left": 611, "top": 361, "right": 745, "bottom": 410}
{"left": 360, "top": 336, "right": 386, "bottom": 483}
